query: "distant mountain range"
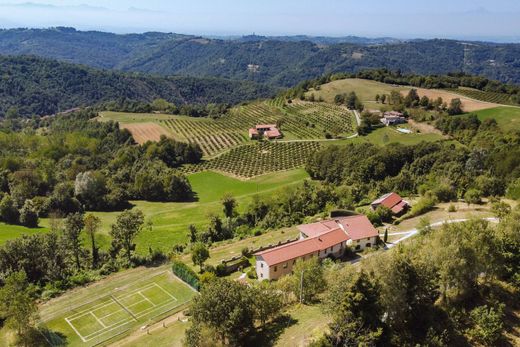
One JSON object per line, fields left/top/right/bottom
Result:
{"left": 1, "top": 27, "right": 520, "bottom": 87}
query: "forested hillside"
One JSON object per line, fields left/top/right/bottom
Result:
{"left": 0, "top": 55, "right": 276, "bottom": 117}
{"left": 2, "top": 28, "right": 520, "bottom": 86}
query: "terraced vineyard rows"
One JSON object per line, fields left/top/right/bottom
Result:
{"left": 161, "top": 117, "right": 248, "bottom": 156}
{"left": 179, "top": 141, "right": 322, "bottom": 178}
{"left": 159, "top": 100, "right": 355, "bottom": 157}
{"left": 283, "top": 101, "right": 355, "bottom": 136}
{"left": 450, "top": 88, "right": 515, "bottom": 105}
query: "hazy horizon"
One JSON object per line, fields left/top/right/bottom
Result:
{"left": 0, "top": 0, "right": 519, "bottom": 43}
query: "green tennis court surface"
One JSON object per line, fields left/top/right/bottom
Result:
{"left": 41, "top": 271, "right": 196, "bottom": 346}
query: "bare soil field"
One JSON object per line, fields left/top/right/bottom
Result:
{"left": 408, "top": 88, "right": 499, "bottom": 112}
{"left": 120, "top": 122, "right": 171, "bottom": 144}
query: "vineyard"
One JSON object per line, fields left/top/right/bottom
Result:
{"left": 450, "top": 88, "right": 516, "bottom": 106}
{"left": 179, "top": 141, "right": 322, "bottom": 178}
{"left": 159, "top": 100, "right": 355, "bottom": 157}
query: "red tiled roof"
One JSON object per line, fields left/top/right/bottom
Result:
{"left": 256, "top": 228, "right": 349, "bottom": 266}
{"left": 265, "top": 128, "right": 281, "bottom": 138}
{"left": 372, "top": 192, "right": 403, "bottom": 209}
{"left": 391, "top": 200, "right": 408, "bottom": 214}
{"left": 298, "top": 215, "right": 378, "bottom": 241}
{"left": 257, "top": 215, "right": 378, "bottom": 266}
{"left": 336, "top": 216, "right": 379, "bottom": 240}
{"left": 249, "top": 128, "right": 259, "bottom": 135}
{"left": 256, "top": 124, "right": 277, "bottom": 130}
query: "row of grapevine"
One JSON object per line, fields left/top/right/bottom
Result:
{"left": 179, "top": 141, "right": 322, "bottom": 178}
{"left": 157, "top": 100, "right": 354, "bottom": 157}
{"left": 450, "top": 88, "right": 514, "bottom": 105}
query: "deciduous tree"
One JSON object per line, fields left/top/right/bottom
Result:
{"left": 110, "top": 209, "right": 144, "bottom": 264}
{"left": 0, "top": 271, "right": 38, "bottom": 346}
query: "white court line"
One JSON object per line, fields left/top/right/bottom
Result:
{"left": 91, "top": 312, "right": 107, "bottom": 329}
{"left": 83, "top": 298, "right": 179, "bottom": 341}
{"left": 66, "top": 283, "right": 157, "bottom": 321}
{"left": 153, "top": 283, "right": 177, "bottom": 301}
{"left": 67, "top": 282, "right": 180, "bottom": 342}
{"left": 139, "top": 292, "right": 156, "bottom": 307}
{"left": 65, "top": 317, "right": 87, "bottom": 343}
{"left": 97, "top": 298, "right": 147, "bottom": 321}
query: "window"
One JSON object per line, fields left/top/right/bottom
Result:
{"left": 356, "top": 245, "right": 361, "bottom": 250}
{"left": 261, "top": 263, "right": 263, "bottom": 268}
{"left": 367, "top": 243, "right": 372, "bottom": 247}
{"left": 260, "top": 273, "right": 263, "bottom": 278}
{"left": 330, "top": 246, "right": 333, "bottom": 252}
{"left": 274, "top": 266, "right": 277, "bottom": 272}
{"left": 318, "top": 250, "right": 320, "bottom": 256}
{"left": 357, "top": 240, "right": 360, "bottom": 243}
{"left": 367, "top": 237, "right": 370, "bottom": 240}
{"left": 293, "top": 259, "right": 296, "bottom": 265}
{"left": 283, "top": 263, "right": 288, "bottom": 269}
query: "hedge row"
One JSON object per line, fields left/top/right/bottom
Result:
{"left": 172, "top": 260, "right": 200, "bottom": 291}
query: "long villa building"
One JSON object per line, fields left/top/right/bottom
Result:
{"left": 254, "top": 215, "right": 379, "bottom": 280}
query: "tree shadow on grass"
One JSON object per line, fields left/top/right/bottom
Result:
{"left": 33, "top": 327, "right": 68, "bottom": 347}
{"left": 246, "top": 314, "right": 298, "bottom": 347}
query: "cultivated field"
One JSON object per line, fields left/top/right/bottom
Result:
{"left": 306, "top": 78, "right": 409, "bottom": 106}
{"left": 306, "top": 78, "right": 502, "bottom": 112}
{"left": 100, "top": 100, "right": 355, "bottom": 157}
{"left": 181, "top": 141, "right": 323, "bottom": 178}
{"left": 120, "top": 123, "right": 171, "bottom": 144}
{"left": 451, "top": 87, "right": 517, "bottom": 106}
{"left": 411, "top": 88, "right": 499, "bottom": 112}
{"left": 40, "top": 270, "right": 196, "bottom": 347}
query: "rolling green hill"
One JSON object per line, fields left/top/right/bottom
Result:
{"left": 0, "top": 55, "right": 277, "bottom": 117}
{"left": 2, "top": 28, "right": 520, "bottom": 86}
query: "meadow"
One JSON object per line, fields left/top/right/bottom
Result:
{"left": 306, "top": 78, "right": 409, "bottom": 107}
{"left": 0, "top": 169, "right": 309, "bottom": 254}
{"left": 471, "top": 106, "right": 520, "bottom": 130}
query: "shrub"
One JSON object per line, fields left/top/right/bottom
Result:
{"left": 241, "top": 247, "right": 252, "bottom": 258}
{"left": 505, "top": 178, "right": 520, "bottom": 200}
{"left": 467, "top": 304, "right": 505, "bottom": 345}
{"left": 247, "top": 268, "right": 257, "bottom": 279}
{"left": 406, "top": 196, "right": 437, "bottom": 219}
{"left": 448, "top": 204, "right": 457, "bottom": 212}
{"left": 172, "top": 260, "right": 200, "bottom": 290}
{"left": 215, "top": 264, "right": 227, "bottom": 277}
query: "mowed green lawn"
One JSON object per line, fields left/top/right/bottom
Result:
{"left": 307, "top": 78, "right": 409, "bottom": 107}
{"left": 41, "top": 269, "right": 195, "bottom": 347}
{"left": 0, "top": 169, "right": 309, "bottom": 254}
{"left": 472, "top": 106, "right": 520, "bottom": 130}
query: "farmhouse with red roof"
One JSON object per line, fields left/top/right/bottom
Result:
{"left": 371, "top": 192, "right": 409, "bottom": 216}
{"left": 249, "top": 124, "right": 282, "bottom": 140}
{"left": 254, "top": 215, "right": 379, "bottom": 280}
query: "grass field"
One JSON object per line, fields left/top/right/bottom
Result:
{"left": 471, "top": 106, "right": 520, "bottom": 130}
{"left": 335, "top": 127, "right": 445, "bottom": 146}
{"left": 0, "top": 169, "right": 309, "bottom": 253}
{"left": 41, "top": 270, "right": 195, "bottom": 347}
{"left": 306, "top": 78, "right": 409, "bottom": 107}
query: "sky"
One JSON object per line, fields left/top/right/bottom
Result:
{"left": 0, "top": 0, "right": 519, "bottom": 41}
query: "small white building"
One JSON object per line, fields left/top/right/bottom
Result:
{"left": 381, "top": 111, "right": 406, "bottom": 126}
{"left": 254, "top": 215, "right": 379, "bottom": 281}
